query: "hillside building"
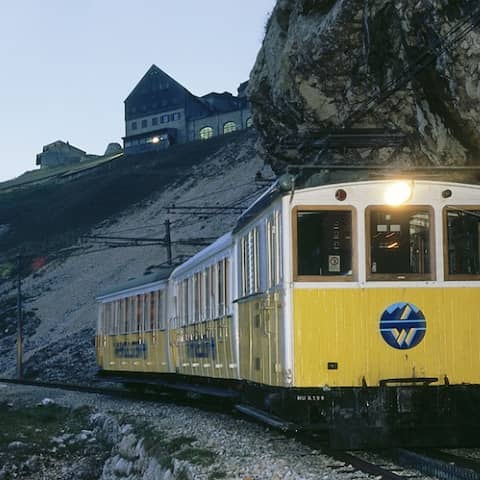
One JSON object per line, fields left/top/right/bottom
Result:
{"left": 36, "top": 140, "right": 121, "bottom": 169}
{"left": 123, "top": 65, "right": 252, "bottom": 154}
{"left": 36, "top": 140, "right": 90, "bottom": 168}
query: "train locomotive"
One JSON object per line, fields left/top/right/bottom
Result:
{"left": 96, "top": 173, "right": 480, "bottom": 448}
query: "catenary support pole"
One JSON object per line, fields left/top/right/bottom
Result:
{"left": 165, "top": 219, "right": 172, "bottom": 266}
{"left": 16, "top": 254, "right": 23, "bottom": 380}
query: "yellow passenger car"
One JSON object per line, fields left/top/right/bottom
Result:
{"left": 97, "top": 176, "right": 480, "bottom": 447}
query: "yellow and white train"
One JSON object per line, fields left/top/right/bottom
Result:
{"left": 96, "top": 175, "right": 480, "bottom": 447}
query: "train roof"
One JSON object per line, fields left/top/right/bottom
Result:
{"left": 96, "top": 267, "right": 174, "bottom": 301}
{"left": 171, "top": 232, "right": 232, "bottom": 280}
{"left": 234, "top": 181, "right": 283, "bottom": 233}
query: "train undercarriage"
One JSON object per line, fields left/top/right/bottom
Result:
{"left": 98, "top": 370, "right": 480, "bottom": 449}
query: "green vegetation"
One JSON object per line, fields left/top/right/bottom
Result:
{"left": 0, "top": 403, "right": 92, "bottom": 464}
{"left": 127, "top": 415, "right": 218, "bottom": 471}
{"left": 176, "top": 446, "right": 217, "bottom": 466}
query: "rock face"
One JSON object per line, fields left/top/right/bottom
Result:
{"left": 249, "top": 0, "right": 480, "bottom": 174}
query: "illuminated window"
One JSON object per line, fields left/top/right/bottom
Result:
{"left": 445, "top": 207, "right": 480, "bottom": 279}
{"left": 199, "top": 126, "right": 214, "bottom": 140}
{"left": 223, "top": 121, "right": 237, "bottom": 134}
{"left": 246, "top": 117, "right": 253, "bottom": 128}
{"left": 367, "top": 207, "right": 433, "bottom": 280}
{"left": 295, "top": 209, "right": 353, "bottom": 279}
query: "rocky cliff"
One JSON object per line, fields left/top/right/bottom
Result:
{"left": 249, "top": 0, "right": 480, "bottom": 174}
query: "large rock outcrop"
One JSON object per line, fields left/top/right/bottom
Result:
{"left": 249, "top": 0, "right": 480, "bottom": 174}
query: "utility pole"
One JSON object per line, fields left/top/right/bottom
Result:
{"left": 16, "top": 254, "right": 23, "bottom": 380}
{"left": 165, "top": 219, "right": 172, "bottom": 266}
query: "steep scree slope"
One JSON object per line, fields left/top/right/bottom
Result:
{"left": 0, "top": 131, "right": 267, "bottom": 381}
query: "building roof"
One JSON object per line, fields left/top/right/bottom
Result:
{"left": 42, "top": 140, "right": 86, "bottom": 154}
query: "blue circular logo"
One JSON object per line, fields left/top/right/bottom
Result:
{"left": 379, "top": 302, "right": 426, "bottom": 349}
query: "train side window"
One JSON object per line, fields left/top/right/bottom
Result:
{"left": 294, "top": 208, "right": 354, "bottom": 280}
{"left": 267, "top": 211, "right": 282, "bottom": 288}
{"left": 114, "top": 300, "right": 120, "bottom": 335}
{"left": 148, "top": 292, "right": 155, "bottom": 331}
{"left": 240, "top": 227, "right": 260, "bottom": 296}
{"left": 218, "top": 260, "right": 225, "bottom": 316}
{"left": 367, "top": 206, "right": 434, "bottom": 280}
{"left": 205, "top": 268, "right": 211, "bottom": 320}
{"left": 136, "top": 295, "right": 143, "bottom": 333}
{"left": 158, "top": 290, "right": 166, "bottom": 330}
{"left": 444, "top": 207, "right": 480, "bottom": 279}
{"left": 225, "top": 258, "right": 230, "bottom": 315}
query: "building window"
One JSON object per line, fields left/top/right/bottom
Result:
{"left": 199, "top": 126, "right": 214, "bottom": 140}
{"left": 366, "top": 206, "right": 433, "bottom": 281}
{"left": 223, "top": 121, "right": 237, "bottom": 134}
{"left": 444, "top": 207, "right": 480, "bottom": 279}
{"left": 131, "top": 121, "right": 137, "bottom": 130}
{"left": 173, "top": 112, "right": 181, "bottom": 121}
{"left": 141, "top": 119, "right": 147, "bottom": 128}
{"left": 295, "top": 208, "right": 353, "bottom": 280}
{"left": 152, "top": 117, "right": 158, "bottom": 126}
{"left": 246, "top": 117, "right": 253, "bottom": 128}
{"left": 161, "top": 114, "right": 169, "bottom": 123}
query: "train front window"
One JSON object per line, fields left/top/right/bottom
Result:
{"left": 367, "top": 207, "right": 433, "bottom": 280}
{"left": 295, "top": 209, "right": 353, "bottom": 280}
{"left": 445, "top": 208, "right": 480, "bottom": 279}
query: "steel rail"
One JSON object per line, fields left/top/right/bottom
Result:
{"left": 393, "top": 448, "right": 480, "bottom": 480}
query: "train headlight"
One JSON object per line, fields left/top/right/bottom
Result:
{"left": 384, "top": 181, "right": 412, "bottom": 206}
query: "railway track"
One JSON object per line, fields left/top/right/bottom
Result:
{"left": 3, "top": 377, "right": 480, "bottom": 480}
{"left": 393, "top": 449, "right": 480, "bottom": 480}
{"left": 0, "top": 377, "right": 136, "bottom": 397}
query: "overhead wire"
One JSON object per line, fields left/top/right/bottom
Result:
{"left": 346, "top": 2, "right": 480, "bottom": 126}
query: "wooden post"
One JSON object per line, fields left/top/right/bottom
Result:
{"left": 16, "top": 254, "right": 23, "bottom": 380}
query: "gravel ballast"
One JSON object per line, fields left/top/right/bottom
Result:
{"left": 0, "top": 382, "right": 377, "bottom": 480}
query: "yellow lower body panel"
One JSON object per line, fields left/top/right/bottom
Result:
{"left": 97, "top": 331, "right": 168, "bottom": 373}
{"left": 238, "top": 292, "right": 284, "bottom": 386}
{"left": 293, "top": 287, "right": 480, "bottom": 388}
{"left": 169, "top": 316, "right": 236, "bottom": 379}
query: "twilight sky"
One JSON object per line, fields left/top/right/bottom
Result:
{"left": 0, "top": 0, "right": 276, "bottom": 182}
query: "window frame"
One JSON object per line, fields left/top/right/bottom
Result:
{"left": 443, "top": 205, "right": 480, "bottom": 281}
{"left": 223, "top": 121, "right": 237, "bottom": 134}
{"left": 240, "top": 227, "right": 260, "bottom": 296}
{"left": 199, "top": 126, "right": 214, "bottom": 140}
{"left": 365, "top": 204, "right": 435, "bottom": 282}
{"left": 266, "top": 210, "right": 282, "bottom": 288}
{"left": 292, "top": 205, "right": 357, "bottom": 282}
